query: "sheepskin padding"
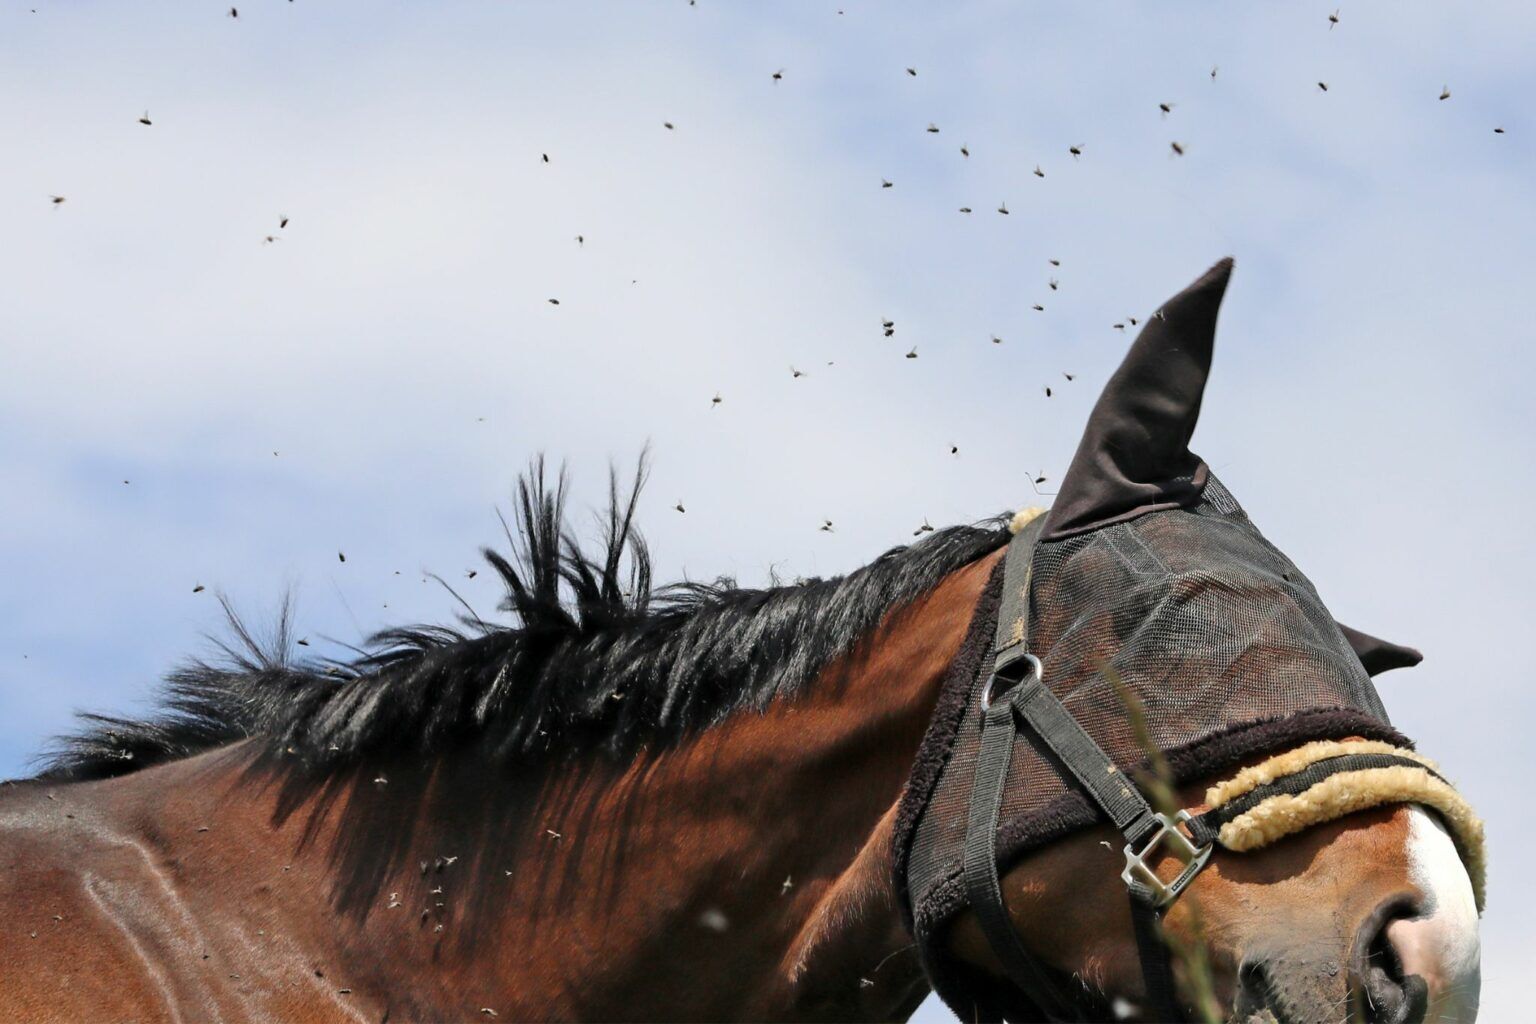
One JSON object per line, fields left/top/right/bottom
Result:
{"left": 1008, "top": 505, "right": 1046, "bottom": 535}
{"left": 1205, "top": 737, "right": 1440, "bottom": 807}
{"left": 1209, "top": 751, "right": 1486, "bottom": 913}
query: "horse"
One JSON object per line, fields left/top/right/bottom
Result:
{"left": 0, "top": 259, "right": 1481, "bottom": 1023}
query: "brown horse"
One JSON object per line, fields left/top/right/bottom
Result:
{"left": 1, "top": 264, "right": 1480, "bottom": 1022}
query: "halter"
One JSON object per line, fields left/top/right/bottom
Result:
{"left": 902, "top": 515, "right": 1485, "bottom": 1023}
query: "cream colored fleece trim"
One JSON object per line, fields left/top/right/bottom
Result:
{"left": 1009, "top": 506, "right": 1047, "bottom": 535}
{"left": 1205, "top": 738, "right": 1440, "bottom": 808}
{"left": 1216, "top": 764, "right": 1487, "bottom": 912}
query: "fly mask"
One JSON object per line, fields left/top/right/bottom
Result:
{"left": 892, "top": 259, "right": 1485, "bottom": 1022}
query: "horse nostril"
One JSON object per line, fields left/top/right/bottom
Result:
{"left": 1351, "top": 896, "right": 1430, "bottom": 1024}
{"left": 1233, "top": 961, "right": 1272, "bottom": 1019}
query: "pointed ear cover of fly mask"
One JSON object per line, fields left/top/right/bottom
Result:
{"left": 1042, "top": 257, "right": 1231, "bottom": 540}
{"left": 1336, "top": 622, "right": 1423, "bottom": 676}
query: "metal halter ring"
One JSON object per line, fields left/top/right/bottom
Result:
{"left": 1120, "top": 810, "right": 1214, "bottom": 908}
{"left": 979, "top": 653, "right": 1042, "bottom": 712}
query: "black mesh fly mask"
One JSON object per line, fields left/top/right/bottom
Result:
{"left": 892, "top": 259, "right": 1485, "bottom": 1023}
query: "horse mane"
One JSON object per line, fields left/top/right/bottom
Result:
{"left": 36, "top": 457, "right": 1010, "bottom": 782}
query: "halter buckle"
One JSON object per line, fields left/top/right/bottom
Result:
{"left": 979, "top": 653, "right": 1042, "bottom": 712}
{"left": 1120, "top": 810, "right": 1212, "bottom": 908}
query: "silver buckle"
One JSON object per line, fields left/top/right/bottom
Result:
{"left": 980, "top": 653, "right": 1042, "bottom": 712}
{"left": 1120, "top": 810, "right": 1213, "bottom": 908}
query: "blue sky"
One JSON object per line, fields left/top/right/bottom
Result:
{"left": 3, "top": 2, "right": 1533, "bottom": 1018}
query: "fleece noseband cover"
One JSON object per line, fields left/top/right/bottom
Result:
{"left": 1199, "top": 738, "right": 1485, "bottom": 909}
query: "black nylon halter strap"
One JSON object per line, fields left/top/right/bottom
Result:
{"left": 959, "top": 517, "right": 1189, "bottom": 1022}
{"left": 962, "top": 687, "right": 1077, "bottom": 1021}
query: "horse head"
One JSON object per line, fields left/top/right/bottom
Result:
{"left": 904, "top": 260, "right": 1483, "bottom": 1023}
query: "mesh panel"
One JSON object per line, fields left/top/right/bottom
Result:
{"left": 905, "top": 475, "right": 1390, "bottom": 923}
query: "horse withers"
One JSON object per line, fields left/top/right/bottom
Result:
{"left": 0, "top": 259, "right": 1481, "bottom": 1022}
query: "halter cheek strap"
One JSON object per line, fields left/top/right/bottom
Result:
{"left": 961, "top": 517, "right": 1202, "bottom": 1022}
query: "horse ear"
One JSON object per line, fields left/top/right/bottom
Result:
{"left": 1042, "top": 258, "right": 1233, "bottom": 540}
{"left": 1337, "top": 622, "right": 1424, "bottom": 676}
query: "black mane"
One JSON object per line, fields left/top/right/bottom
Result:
{"left": 37, "top": 458, "right": 1009, "bottom": 782}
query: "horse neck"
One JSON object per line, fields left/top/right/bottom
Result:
{"left": 96, "top": 548, "right": 999, "bottom": 1021}
{"left": 448, "top": 546, "right": 1001, "bottom": 1020}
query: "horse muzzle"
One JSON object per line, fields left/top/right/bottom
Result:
{"left": 1230, "top": 808, "right": 1480, "bottom": 1024}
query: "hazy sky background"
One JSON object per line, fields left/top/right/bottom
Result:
{"left": 3, "top": 2, "right": 1532, "bottom": 1019}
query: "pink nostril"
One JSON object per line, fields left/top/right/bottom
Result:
{"left": 1383, "top": 912, "right": 1480, "bottom": 1020}
{"left": 1351, "top": 896, "right": 1428, "bottom": 1023}
{"left": 1385, "top": 918, "right": 1440, "bottom": 992}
